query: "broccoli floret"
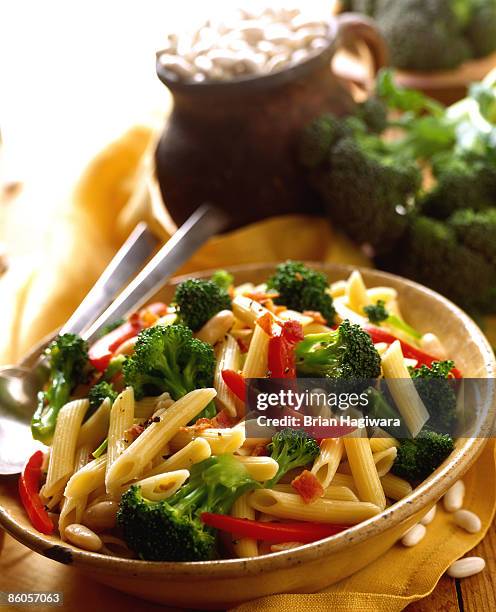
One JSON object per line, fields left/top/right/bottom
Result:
{"left": 88, "top": 381, "right": 118, "bottom": 413}
{"left": 103, "top": 354, "right": 126, "bottom": 382}
{"left": 364, "top": 300, "right": 421, "bottom": 340}
{"left": 315, "top": 136, "right": 419, "bottom": 254}
{"left": 355, "top": 97, "right": 388, "bottom": 133}
{"left": 298, "top": 114, "right": 352, "bottom": 168}
{"left": 410, "top": 360, "right": 457, "bottom": 433}
{"left": 466, "top": 2, "right": 496, "bottom": 58}
{"left": 421, "top": 158, "right": 496, "bottom": 219}
{"left": 265, "top": 429, "right": 320, "bottom": 487}
{"left": 123, "top": 324, "right": 215, "bottom": 407}
{"left": 391, "top": 215, "right": 496, "bottom": 313}
{"left": 375, "top": 0, "right": 471, "bottom": 72}
{"left": 117, "top": 454, "right": 259, "bottom": 561}
{"left": 392, "top": 430, "right": 455, "bottom": 481}
{"left": 266, "top": 261, "right": 335, "bottom": 324}
{"left": 174, "top": 279, "right": 231, "bottom": 332}
{"left": 31, "top": 334, "right": 89, "bottom": 444}
{"left": 448, "top": 208, "right": 496, "bottom": 265}
{"left": 295, "top": 319, "right": 381, "bottom": 379}
{"left": 210, "top": 269, "right": 234, "bottom": 292}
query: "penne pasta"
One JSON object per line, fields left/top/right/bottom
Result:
{"left": 196, "top": 310, "right": 235, "bottom": 345}
{"left": 42, "top": 399, "right": 89, "bottom": 500}
{"left": 366, "top": 286, "right": 398, "bottom": 303}
{"left": 234, "top": 456, "right": 279, "bottom": 481}
{"left": 249, "top": 489, "right": 381, "bottom": 524}
{"left": 381, "top": 341, "right": 430, "bottom": 437}
{"left": 278, "top": 309, "right": 314, "bottom": 327}
{"left": 106, "top": 388, "right": 135, "bottom": 483}
{"left": 214, "top": 334, "right": 241, "bottom": 417}
{"left": 373, "top": 447, "right": 398, "bottom": 477}
{"left": 242, "top": 321, "right": 270, "bottom": 378}
{"left": 333, "top": 296, "right": 367, "bottom": 325}
{"left": 369, "top": 436, "right": 399, "bottom": 453}
{"left": 134, "top": 392, "right": 174, "bottom": 419}
{"left": 105, "top": 388, "right": 216, "bottom": 493}
{"left": 311, "top": 438, "right": 343, "bottom": 489}
{"left": 346, "top": 270, "right": 370, "bottom": 314}
{"left": 145, "top": 438, "right": 212, "bottom": 477}
{"left": 380, "top": 473, "right": 413, "bottom": 501}
{"left": 232, "top": 295, "right": 280, "bottom": 327}
{"left": 133, "top": 470, "right": 190, "bottom": 501}
{"left": 274, "top": 483, "right": 358, "bottom": 502}
{"left": 77, "top": 398, "right": 111, "bottom": 449}
{"left": 303, "top": 322, "right": 333, "bottom": 335}
{"left": 231, "top": 494, "right": 259, "bottom": 558}
{"left": 343, "top": 433, "right": 386, "bottom": 509}
{"left": 329, "top": 279, "right": 347, "bottom": 298}
{"left": 170, "top": 426, "right": 246, "bottom": 455}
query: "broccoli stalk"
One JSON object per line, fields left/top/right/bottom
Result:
{"left": 266, "top": 261, "right": 335, "bottom": 325}
{"left": 174, "top": 278, "right": 231, "bottom": 332}
{"left": 31, "top": 333, "right": 89, "bottom": 444}
{"left": 117, "top": 454, "right": 260, "bottom": 561}
{"left": 295, "top": 320, "right": 381, "bottom": 379}
{"left": 364, "top": 299, "right": 421, "bottom": 340}
{"left": 123, "top": 324, "right": 216, "bottom": 421}
{"left": 392, "top": 430, "right": 454, "bottom": 482}
{"left": 410, "top": 360, "right": 457, "bottom": 434}
{"left": 265, "top": 429, "right": 320, "bottom": 488}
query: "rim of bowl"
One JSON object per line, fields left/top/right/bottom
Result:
{"left": 1, "top": 262, "right": 494, "bottom": 578}
{"left": 155, "top": 19, "right": 338, "bottom": 95}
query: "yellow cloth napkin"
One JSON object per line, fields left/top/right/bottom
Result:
{"left": 1, "top": 126, "right": 494, "bottom": 611}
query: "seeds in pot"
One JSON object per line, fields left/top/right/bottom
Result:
{"left": 401, "top": 523, "right": 426, "bottom": 547}
{"left": 194, "top": 55, "right": 214, "bottom": 73}
{"left": 266, "top": 54, "right": 290, "bottom": 73}
{"left": 158, "top": 55, "right": 194, "bottom": 80}
{"left": 443, "top": 480, "right": 465, "bottom": 512}
{"left": 453, "top": 509, "right": 481, "bottom": 534}
{"left": 311, "top": 37, "right": 329, "bottom": 51}
{"left": 291, "top": 48, "right": 311, "bottom": 65}
{"left": 446, "top": 556, "right": 485, "bottom": 578}
{"left": 420, "top": 504, "right": 437, "bottom": 526}
{"left": 64, "top": 523, "right": 103, "bottom": 552}
{"left": 264, "top": 24, "right": 293, "bottom": 45}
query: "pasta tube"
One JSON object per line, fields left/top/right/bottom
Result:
{"left": 234, "top": 456, "right": 279, "bottom": 481}
{"left": 242, "top": 322, "right": 270, "bottom": 378}
{"left": 249, "top": 489, "right": 381, "bottom": 524}
{"left": 145, "top": 438, "right": 211, "bottom": 477}
{"left": 77, "top": 398, "right": 111, "bottom": 449}
{"left": 105, "top": 388, "right": 216, "bottom": 493}
{"left": 170, "top": 426, "right": 246, "bottom": 454}
{"left": 381, "top": 341, "right": 429, "bottom": 437}
{"left": 133, "top": 470, "right": 189, "bottom": 501}
{"left": 274, "top": 483, "right": 358, "bottom": 502}
{"left": 231, "top": 494, "right": 259, "bottom": 558}
{"left": 346, "top": 270, "right": 370, "bottom": 314}
{"left": 343, "top": 434, "right": 386, "bottom": 509}
{"left": 106, "top": 387, "right": 135, "bottom": 479}
{"left": 42, "top": 399, "right": 89, "bottom": 500}
{"left": 380, "top": 473, "right": 413, "bottom": 500}
{"left": 311, "top": 438, "right": 343, "bottom": 489}
{"left": 214, "top": 334, "right": 241, "bottom": 417}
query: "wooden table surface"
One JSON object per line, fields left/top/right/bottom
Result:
{"left": 1, "top": 521, "right": 495, "bottom": 611}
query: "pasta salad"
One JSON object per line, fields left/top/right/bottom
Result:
{"left": 20, "top": 262, "right": 461, "bottom": 561}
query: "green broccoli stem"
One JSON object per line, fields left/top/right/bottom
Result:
{"left": 92, "top": 438, "right": 108, "bottom": 459}
{"left": 386, "top": 314, "right": 422, "bottom": 340}
{"left": 31, "top": 375, "right": 71, "bottom": 444}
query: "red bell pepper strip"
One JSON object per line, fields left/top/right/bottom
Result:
{"left": 18, "top": 451, "right": 54, "bottom": 535}
{"left": 268, "top": 320, "right": 304, "bottom": 379}
{"left": 364, "top": 325, "right": 462, "bottom": 378}
{"left": 89, "top": 321, "right": 141, "bottom": 371}
{"left": 88, "top": 302, "right": 168, "bottom": 371}
{"left": 222, "top": 369, "right": 246, "bottom": 402}
{"left": 200, "top": 513, "right": 347, "bottom": 543}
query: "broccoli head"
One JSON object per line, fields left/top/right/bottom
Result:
{"left": 117, "top": 454, "right": 259, "bottom": 561}
{"left": 88, "top": 381, "right": 118, "bottom": 413}
{"left": 298, "top": 114, "right": 352, "bottom": 168}
{"left": 410, "top": 360, "right": 457, "bottom": 434}
{"left": 266, "top": 261, "right": 335, "bottom": 324}
{"left": 391, "top": 215, "right": 496, "bottom": 314}
{"left": 355, "top": 97, "right": 388, "bottom": 134}
{"left": 123, "top": 324, "right": 215, "bottom": 405}
{"left": 392, "top": 430, "right": 455, "bottom": 481}
{"left": 448, "top": 208, "right": 496, "bottom": 265}
{"left": 266, "top": 428, "right": 320, "bottom": 487}
{"left": 316, "top": 136, "right": 419, "bottom": 254}
{"left": 466, "top": 1, "right": 496, "bottom": 58}
{"left": 31, "top": 333, "right": 89, "bottom": 444}
{"left": 210, "top": 269, "right": 234, "bottom": 292}
{"left": 174, "top": 278, "right": 231, "bottom": 332}
{"left": 295, "top": 319, "right": 382, "bottom": 380}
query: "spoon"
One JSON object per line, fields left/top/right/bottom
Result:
{"left": 0, "top": 205, "right": 227, "bottom": 474}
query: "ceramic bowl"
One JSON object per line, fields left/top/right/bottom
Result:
{"left": 0, "top": 263, "right": 495, "bottom": 609}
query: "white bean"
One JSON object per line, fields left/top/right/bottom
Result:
{"left": 453, "top": 509, "right": 481, "bottom": 534}
{"left": 207, "top": 49, "right": 243, "bottom": 69}
{"left": 310, "top": 37, "right": 330, "bottom": 51}
{"left": 194, "top": 55, "right": 214, "bottom": 73}
{"left": 447, "top": 556, "right": 485, "bottom": 578}
{"left": 65, "top": 523, "right": 103, "bottom": 552}
{"left": 196, "top": 310, "right": 235, "bottom": 345}
{"left": 291, "top": 48, "right": 311, "bottom": 65}
{"left": 444, "top": 480, "right": 465, "bottom": 513}
{"left": 266, "top": 54, "right": 290, "bottom": 73}
{"left": 82, "top": 501, "right": 119, "bottom": 533}
{"left": 401, "top": 523, "right": 426, "bottom": 547}
{"left": 420, "top": 504, "right": 437, "bottom": 526}
{"left": 264, "top": 24, "right": 293, "bottom": 45}
{"left": 292, "top": 15, "right": 327, "bottom": 31}
{"left": 158, "top": 54, "right": 194, "bottom": 80}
